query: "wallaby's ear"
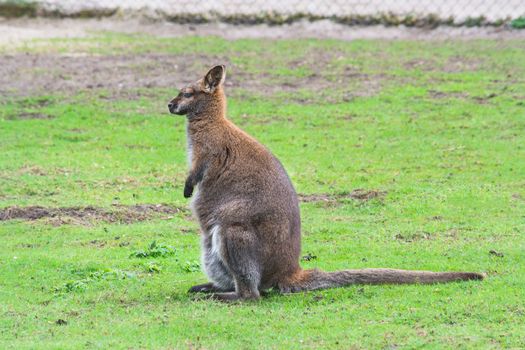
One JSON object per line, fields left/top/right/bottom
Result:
{"left": 203, "top": 65, "right": 226, "bottom": 93}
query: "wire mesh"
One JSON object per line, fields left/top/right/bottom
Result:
{"left": 8, "top": 0, "right": 525, "bottom": 28}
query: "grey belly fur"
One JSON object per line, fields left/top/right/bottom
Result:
{"left": 201, "top": 225, "right": 234, "bottom": 290}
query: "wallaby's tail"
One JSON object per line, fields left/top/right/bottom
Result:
{"left": 279, "top": 268, "right": 484, "bottom": 293}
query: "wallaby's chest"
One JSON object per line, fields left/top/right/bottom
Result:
{"left": 186, "top": 132, "right": 193, "bottom": 165}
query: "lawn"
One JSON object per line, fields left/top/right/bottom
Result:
{"left": 0, "top": 30, "right": 524, "bottom": 349}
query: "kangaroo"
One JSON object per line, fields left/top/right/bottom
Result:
{"left": 167, "top": 65, "right": 484, "bottom": 302}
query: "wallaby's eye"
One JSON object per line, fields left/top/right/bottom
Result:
{"left": 183, "top": 92, "right": 193, "bottom": 98}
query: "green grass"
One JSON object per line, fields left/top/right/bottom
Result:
{"left": 1, "top": 32, "right": 525, "bottom": 349}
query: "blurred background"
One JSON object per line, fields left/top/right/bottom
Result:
{"left": 2, "top": 0, "right": 525, "bottom": 25}
{"left": 1, "top": 0, "right": 525, "bottom": 33}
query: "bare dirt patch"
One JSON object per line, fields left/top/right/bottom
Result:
{"left": 7, "top": 112, "right": 54, "bottom": 120}
{"left": 404, "top": 58, "right": 438, "bottom": 71}
{"left": 404, "top": 56, "right": 483, "bottom": 73}
{"left": 444, "top": 56, "right": 483, "bottom": 73}
{"left": 0, "top": 204, "right": 186, "bottom": 225}
{"left": 0, "top": 53, "right": 199, "bottom": 98}
{"left": 0, "top": 20, "right": 388, "bottom": 102}
{"left": 0, "top": 50, "right": 381, "bottom": 103}
{"left": 472, "top": 92, "right": 498, "bottom": 104}
{"left": 1, "top": 191, "right": 384, "bottom": 226}
{"left": 17, "top": 165, "right": 48, "bottom": 176}
{"left": 1, "top": 18, "right": 519, "bottom": 104}
{"left": 17, "top": 96, "right": 54, "bottom": 108}
{"left": 394, "top": 231, "right": 432, "bottom": 242}
{"left": 427, "top": 90, "right": 469, "bottom": 99}
{"left": 298, "top": 189, "right": 386, "bottom": 203}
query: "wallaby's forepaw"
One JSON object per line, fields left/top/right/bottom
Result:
{"left": 183, "top": 183, "right": 194, "bottom": 198}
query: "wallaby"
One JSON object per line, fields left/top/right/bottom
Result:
{"left": 168, "top": 65, "right": 484, "bottom": 302}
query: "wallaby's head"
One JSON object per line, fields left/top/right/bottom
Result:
{"left": 168, "top": 65, "right": 226, "bottom": 117}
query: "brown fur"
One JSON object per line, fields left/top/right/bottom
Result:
{"left": 168, "top": 65, "right": 484, "bottom": 302}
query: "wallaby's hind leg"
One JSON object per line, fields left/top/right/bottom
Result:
{"left": 202, "top": 226, "right": 235, "bottom": 292}
{"left": 215, "top": 225, "right": 261, "bottom": 301}
{"left": 188, "top": 282, "right": 234, "bottom": 294}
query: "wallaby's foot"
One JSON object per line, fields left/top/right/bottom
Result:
{"left": 208, "top": 292, "right": 260, "bottom": 302}
{"left": 188, "top": 282, "right": 231, "bottom": 294}
{"left": 278, "top": 285, "right": 303, "bottom": 294}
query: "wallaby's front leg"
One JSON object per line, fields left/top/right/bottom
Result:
{"left": 183, "top": 160, "right": 207, "bottom": 198}
{"left": 183, "top": 176, "right": 195, "bottom": 198}
{"left": 216, "top": 225, "right": 262, "bottom": 301}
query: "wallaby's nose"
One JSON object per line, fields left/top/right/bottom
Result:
{"left": 168, "top": 102, "right": 174, "bottom": 112}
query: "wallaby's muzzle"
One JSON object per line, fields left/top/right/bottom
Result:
{"left": 168, "top": 101, "right": 186, "bottom": 115}
{"left": 168, "top": 102, "right": 177, "bottom": 114}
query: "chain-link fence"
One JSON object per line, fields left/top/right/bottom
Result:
{"left": 1, "top": 0, "right": 525, "bottom": 28}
